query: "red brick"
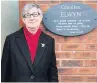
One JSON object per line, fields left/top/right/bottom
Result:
{"left": 84, "top": 76, "right": 97, "bottom": 82}
{"left": 60, "top": 0, "right": 77, "bottom": 3}
{"left": 37, "top": 0, "right": 60, "bottom": 4}
{"left": 71, "top": 0, "right": 83, "bottom": 2}
{"left": 84, "top": 60, "right": 97, "bottom": 67}
{"left": 61, "top": 43, "right": 86, "bottom": 51}
{"left": 73, "top": 68, "right": 97, "bottom": 75}
{"left": 83, "top": 0, "right": 97, "bottom": 3}
{"left": 37, "top": 1, "right": 51, "bottom": 4}
{"left": 58, "top": 68, "right": 73, "bottom": 75}
{"left": 61, "top": 76, "right": 97, "bottom": 82}
{"left": 86, "top": 44, "right": 97, "bottom": 51}
{"left": 49, "top": 3, "right": 60, "bottom": 8}
{"left": 61, "top": 60, "right": 83, "bottom": 67}
{"left": 19, "top": 1, "right": 37, "bottom": 5}
{"left": 65, "top": 36, "right": 83, "bottom": 43}
{"left": 73, "top": 51, "right": 97, "bottom": 59}
{"left": 83, "top": 3, "right": 97, "bottom": 9}
{"left": 58, "top": 68, "right": 97, "bottom": 75}
{"left": 80, "top": 35, "right": 97, "bottom": 43}
{"left": 55, "top": 43, "right": 61, "bottom": 51}
{"left": 50, "top": 0, "right": 60, "bottom": 3}
{"left": 39, "top": 4, "right": 49, "bottom": 12}
{"left": 55, "top": 51, "right": 73, "bottom": 59}
{"left": 61, "top": 76, "right": 84, "bottom": 82}
{"left": 54, "top": 36, "right": 66, "bottom": 43}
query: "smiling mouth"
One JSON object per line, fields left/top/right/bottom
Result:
{"left": 29, "top": 19, "right": 36, "bottom": 23}
{"left": 29, "top": 21, "right": 36, "bottom": 23}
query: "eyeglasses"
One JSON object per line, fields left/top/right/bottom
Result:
{"left": 23, "top": 12, "right": 40, "bottom": 18}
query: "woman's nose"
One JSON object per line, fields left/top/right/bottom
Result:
{"left": 30, "top": 15, "right": 34, "bottom": 19}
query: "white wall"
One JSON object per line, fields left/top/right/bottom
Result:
{"left": 1, "top": 0, "right": 19, "bottom": 51}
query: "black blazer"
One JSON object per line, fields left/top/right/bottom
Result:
{"left": 1, "top": 28, "right": 58, "bottom": 82}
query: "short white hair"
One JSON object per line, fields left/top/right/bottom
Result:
{"left": 22, "top": 3, "right": 43, "bottom": 18}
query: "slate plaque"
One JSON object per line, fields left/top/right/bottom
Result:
{"left": 43, "top": 2, "right": 97, "bottom": 36}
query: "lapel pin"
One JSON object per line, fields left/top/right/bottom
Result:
{"left": 41, "top": 43, "right": 45, "bottom": 47}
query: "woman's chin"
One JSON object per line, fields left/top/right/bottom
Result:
{"left": 28, "top": 25, "right": 38, "bottom": 28}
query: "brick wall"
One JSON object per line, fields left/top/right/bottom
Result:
{"left": 19, "top": 0, "right": 97, "bottom": 82}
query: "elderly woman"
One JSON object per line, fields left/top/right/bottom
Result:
{"left": 1, "top": 4, "right": 58, "bottom": 82}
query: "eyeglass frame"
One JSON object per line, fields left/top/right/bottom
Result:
{"left": 23, "top": 12, "right": 40, "bottom": 18}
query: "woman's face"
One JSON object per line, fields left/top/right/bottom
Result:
{"left": 22, "top": 7, "right": 42, "bottom": 31}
